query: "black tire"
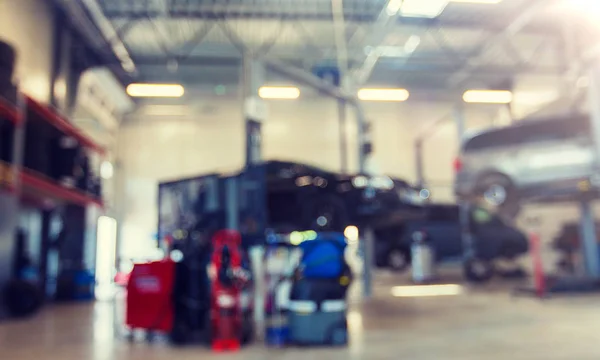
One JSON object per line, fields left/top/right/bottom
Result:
{"left": 476, "top": 174, "right": 520, "bottom": 220}
{"left": 464, "top": 258, "right": 494, "bottom": 283}
{"left": 303, "top": 194, "right": 348, "bottom": 232}
{"left": 3, "top": 279, "right": 43, "bottom": 318}
{"left": 0, "top": 41, "right": 16, "bottom": 81}
{"left": 387, "top": 247, "right": 410, "bottom": 272}
{"left": 169, "top": 322, "right": 189, "bottom": 345}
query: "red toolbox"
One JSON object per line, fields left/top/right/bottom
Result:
{"left": 126, "top": 259, "right": 175, "bottom": 333}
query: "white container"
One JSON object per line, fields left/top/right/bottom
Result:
{"left": 411, "top": 232, "right": 436, "bottom": 283}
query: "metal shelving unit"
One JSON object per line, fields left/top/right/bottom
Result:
{"left": 0, "top": 86, "right": 105, "bottom": 317}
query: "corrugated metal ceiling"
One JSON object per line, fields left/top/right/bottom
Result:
{"left": 94, "top": 0, "right": 570, "bottom": 89}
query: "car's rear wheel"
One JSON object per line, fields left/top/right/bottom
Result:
{"left": 476, "top": 174, "right": 520, "bottom": 220}
{"left": 387, "top": 248, "right": 410, "bottom": 272}
{"left": 464, "top": 258, "right": 494, "bottom": 283}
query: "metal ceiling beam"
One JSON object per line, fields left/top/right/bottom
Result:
{"left": 353, "top": 1, "right": 403, "bottom": 85}
{"left": 447, "top": 0, "right": 561, "bottom": 87}
{"left": 99, "top": 10, "right": 554, "bottom": 34}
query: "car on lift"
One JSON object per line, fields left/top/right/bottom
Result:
{"left": 454, "top": 114, "right": 597, "bottom": 219}
{"left": 264, "top": 160, "right": 426, "bottom": 233}
{"left": 374, "top": 204, "right": 529, "bottom": 282}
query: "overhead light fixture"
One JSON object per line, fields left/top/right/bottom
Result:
{"left": 126, "top": 83, "right": 185, "bottom": 98}
{"left": 258, "top": 86, "right": 300, "bottom": 100}
{"left": 451, "top": 0, "right": 502, "bottom": 3}
{"left": 463, "top": 90, "right": 513, "bottom": 104}
{"left": 358, "top": 88, "right": 410, "bottom": 102}
{"left": 400, "top": 0, "right": 449, "bottom": 18}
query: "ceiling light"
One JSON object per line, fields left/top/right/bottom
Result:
{"left": 358, "top": 88, "right": 410, "bottom": 102}
{"left": 451, "top": 0, "right": 502, "bottom": 3}
{"left": 391, "top": 284, "right": 464, "bottom": 297}
{"left": 126, "top": 83, "right": 185, "bottom": 98}
{"left": 401, "top": 0, "right": 449, "bottom": 18}
{"left": 258, "top": 86, "right": 300, "bottom": 100}
{"left": 463, "top": 90, "right": 513, "bottom": 104}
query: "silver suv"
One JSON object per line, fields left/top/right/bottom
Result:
{"left": 454, "top": 114, "right": 598, "bottom": 217}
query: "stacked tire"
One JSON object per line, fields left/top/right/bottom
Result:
{"left": 0, "top": 40, "right": 16, "bottom": 103}
{"left": 0, "top": 40, "right": 15, "bottom": 82}
{"left": 0, "top": 41, "right": 17, "bottom": 165}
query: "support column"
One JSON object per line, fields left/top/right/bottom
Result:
{"left": 338, "top": 100, "right": 348, "bottom": 174}
{"left": 579, "top": 199, "right": 600, "bottom": 278}
{"left": 241, "top": 54, "right": 267, "bottom": 337}
{"left": 361, "top": 227, "right": 375, "bottom": 299}
{"left": 455, "top": 104, "right": 474, "bottom": 261}
{"left": 39, "top": 210, "right": 52, "bottom": 299}
{"left": 242, "top": 54, "right": 266, "bottom": 167}
{"left": 455, "top": 103, "right": 466, "bottom": 141}
{"left": 415, "top": 139, "right": 424, "bottom": 188}
{"left": 581, "top": 64, "right": 600, "bottom": 278}
{"left": 355, "top": 104, "right": 369, "bottom": 174}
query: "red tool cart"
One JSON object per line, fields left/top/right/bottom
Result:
{"left": 125, "top": 259, "right": 176, "bottom": 340}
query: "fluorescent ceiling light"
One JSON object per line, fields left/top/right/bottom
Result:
{"left": 463, "top": 90, "right": 513, "bottom": 104}
{"left": 358, "top": 88, "right": 410, "bottom": 102}
{"left": 451, "top": 0, "right": 502, "bottom": 3}
{"left": 258, "top": 86, "right": 300, "bottom": 100}
{"left": 401, "top": 0, "right": 449, "bottom": 18}
{"left": 127, "top": 83, "right": 185, "bottom": 98}
{"left": 143, "top": 105, "right": 189, "bottom": 116}
{"left": 391, "top": 284, "right": 464, "bottom": 297}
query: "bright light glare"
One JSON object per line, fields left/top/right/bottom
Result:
{"left": 559, "top": 0, "right": 600, "bottom": 18}
{"left": 258, "top": 86, "right": 300, "bottom": 99}
{"left": 344, "top": 225, "right": 359, "bottom": 243}
{"left": 386, "top": 0, "right": 403, "bottom": 15}
{"left": 352, "top": 176, "right": 369, "bottom": 188}
{"left": 96, "top": 216, "right": 117, "bottom": 290}
{"left": 295, "top": 176, "right": 312, "bottom": 187}
{"left": 358, "top": 88, "right": 410, "bottom": 102}
{"left": 400, "top": 0, "right": 450, "bottom": 18}
{"left": 463, "top": 90, "right": 513, "bottom": 104}
{"left": 451, "top": 0, "right": 502, "bottom": 3}
{"left": 290, "top": 231, "right": 303, "bottom": 245}
{"left": 100, "top": 161, "right": 114, "bottom": 180}
{"left": 391, "top": 284, "right": 464, "bottom": 297}
{"left": 127, "top": 83, "right": 184, "bottom": 97}
{"left": 404, "top": 35, "right": 421, "bottom": 53}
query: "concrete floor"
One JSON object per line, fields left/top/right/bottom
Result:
{"left": 1, "top": 272, "right": 600, "bottom": 360}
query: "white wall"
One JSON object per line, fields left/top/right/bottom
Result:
{"left": 0, "top": 0, "right": 55, "bottom": 102}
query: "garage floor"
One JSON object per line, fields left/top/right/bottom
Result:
{"left": 1, "top": 272, "right": 600, "bottom": 360}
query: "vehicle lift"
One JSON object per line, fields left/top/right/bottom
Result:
{"left": 456, "top": 65, "right": 600, "bottom": 295}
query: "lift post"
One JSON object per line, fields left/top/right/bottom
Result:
{"left": 578, "top": 199, "right": 600, "bottom": 278}
{"left": 454, "top": 104, "right": 476, "bottom": 262}
{"left": 583, "top": 64, "right": 600, "bottom": 279}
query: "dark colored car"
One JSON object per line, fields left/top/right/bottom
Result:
{"left": 264, "top": 160, "right": 425, "bottom": 233}
{"left": 374, "top": 204, "right": 529, "bottom": 281}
